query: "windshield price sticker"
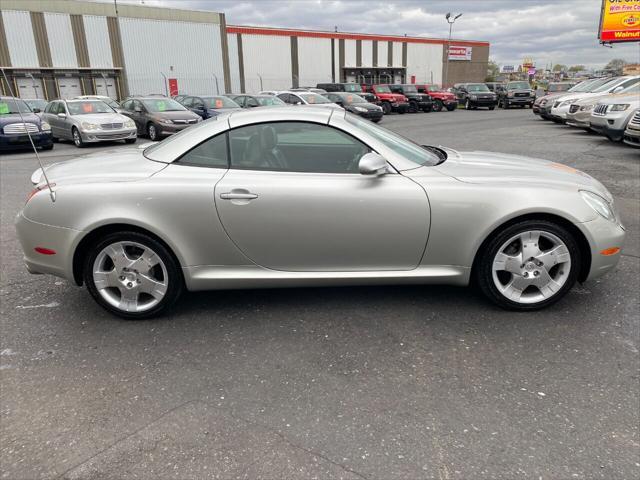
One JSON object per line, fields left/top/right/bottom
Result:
{"left": 0, "top": 103, "right": 9, "bottom": 114}
{"left": 215, "top": 99, "right": 224, "bottom": 108}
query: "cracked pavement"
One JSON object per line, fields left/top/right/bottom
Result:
{"left": 1, "top": 108, "right": 638, "bottom": 479}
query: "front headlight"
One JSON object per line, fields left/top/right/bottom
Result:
{"left": 580, "top": 190, "right": 616, "bottom": 223}
{"left": 560, "top": 98, "right": 577, "bottom": 107}
{"left": 159, "top": 118, "right": 173, "bottom": 125}
{"left": 610, "top": 104, "right": 630, "bottom": 112}
{"left": 40, "top": 122, "right": 51, "bottom": 131}
{"left": 353, "top": 106, "right": 368, "bottom": 112}
{"left": 81, "top": 121, "right": 99, "bottom": 131}
{"left": 539, "top": 99, "right": 548, "bottom": 106}
{"left": 124, "top": 119, "right": 135, "bottom": 128}
{"left": 580, "top": 104, "right": 594, "bottom": 112}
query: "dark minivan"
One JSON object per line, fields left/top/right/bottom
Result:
{"left": 0, "top": 96, "right": 53, "bottom": 151}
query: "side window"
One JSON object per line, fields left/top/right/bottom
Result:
{"left": 177, "top": 133, "right": 229, "bottom": 168}
{"left": 233, "top": 96, "right": 245, "bottom": 107}
{"left": 290, "top": 95, "right": 303, "bottom": 104}
{"left": 276, "top": 93, "right": 290, "bottom": 103}
{"left": 57, "top": 102, "right": 67, "bottom": 114}
{"left": 228, "top": 122, "right": 370, "bottom": 174}
{"left": 193, "top": 98, "right": 205, "bottom": 108}
{"left": 245, "top": 97, "right": 259, "bottom": 107}
{"left": 182, "top": 96, "right": 193, "bottom": 107}
{"left": 44, "top": 102, "right": 53, "bottom": 113}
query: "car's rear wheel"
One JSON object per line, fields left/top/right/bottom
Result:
{"left": 476, "top": 220, "right": 580, "bottom": 310}
{"left": 488, "top": 106, "right": 495, "bottom": 110}
{"left": 83, "top": 231, "right": 183, "bottom": 319}
{"left": 446, "top": 104, "right": 457, "bottom": 111}
{"left": 41, "top": 144, "right": 54, "bottom": 150}
{"left": 433, "top": 100, "right": 443, "bottom": 112}
{"left": 381, "top": 102, "right": 392, "bottom": 115}
{"left": 408, "top": 101, "right": 418, "bottom": 113}
{"left": 72, "top": 127, "right": 85, "bottom": 148}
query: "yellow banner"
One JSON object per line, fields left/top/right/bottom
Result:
{"left": 600, "top": 0, "right": 640, "bottom": 42}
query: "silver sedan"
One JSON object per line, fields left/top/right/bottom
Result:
{"left": 17, "top": 107, "right": 625, "bottom": 319}
{"left": 42, "top": 99, "right": 137, "bottom": 147}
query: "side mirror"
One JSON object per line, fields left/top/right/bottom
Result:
{"left": 359, "top": 152, "right": 388, "bottom": 176}
{"left": 32, "top": 108, "right": 41, "bottom": 113}
{"left": 57, "top": 112, "right": 66, "bottom": 118}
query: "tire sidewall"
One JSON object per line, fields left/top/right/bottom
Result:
{"left": 148, "top": 123, "right": 159, "bottom": 141}
{"left": 476, "top": 220, "right": 581, "bottom": 310}
{"left": 82, "top": 231, "right": 183, "bottom": 319}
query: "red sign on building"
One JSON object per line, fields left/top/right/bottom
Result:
{"left": 168, "top": 78, "right": 179, "bottom": 96}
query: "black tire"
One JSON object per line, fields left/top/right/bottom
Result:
{"left": 528, "top": 103, "right": 533, "bottom": 109}
{"left": 408, "top": 101, "right": 418, "bottom": 113}
{"left": 488, "top": 106, "right": 495, "bottom": 111}
{"left": 465, "top": 99, "right": 471, "bottom": 110}
{"left": 381, "top": 102, "right": 392, "bottom": 115}
{"left": 433, "top": 100, "right": 443, "bottom": 112}
{"left": 446, "top": 104, "right": 457, "bottom": 111}
{"left": 51, "top": 135, "right": 59, "bottom": 143}
{"left": 475, "top": 219, "right": 581, "bottom": 311}
{"left": 41, "top": 144, "right": 54, "bottom": 150}
{"left": 147, "top": 123, "right": 160, "bottom": 141}
{"left": 72, "top": 127, "right": 85, "bottom": 148}
{"left": 83, "top": 231, "right": 183, "bottom": 320}
{"left": 502, "top": 99, "right": 509, "bottom": 109}
{"left": 125, "top": 138, "right": 137, "bottom": 144}
{"left": 372, "top": 118, "right": 382, "bottom": 123}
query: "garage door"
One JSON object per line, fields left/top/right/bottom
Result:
{"left": 94, "top": 77, "right": 118, "bottom": 99}
{"left": 16, "top": 77, "right": 44, "bottom": 99}
{"left": 56, "top": 77, "right": 82, "bottom": 99}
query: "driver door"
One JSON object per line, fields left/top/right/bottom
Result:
{"left": 214, "top": 121, "right": 430, "bottom": 272}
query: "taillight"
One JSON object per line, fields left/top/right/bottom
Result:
{"left": 26, "top": 184, "right": 55, "bottom": 204}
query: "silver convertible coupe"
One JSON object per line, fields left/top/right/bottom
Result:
{"left": 17, "top": 107, "right": 625, "bottom": 319}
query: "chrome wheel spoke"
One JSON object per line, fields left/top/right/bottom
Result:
{"left": 138, "top": 273, "right": 167, "bottom": 300}
{"left": 105, "top": 243, "right": 129, "bottom": 271}
{"left": 93, "top": 269, "right": 119, "bottom": 290}
{"left": 118, "top": 288, "right": 139, "bottom": 312}
{"left": 536, "top": 245, "right": 570, "bottom": 267}
{"left": 520, "top": 231, "right": 542, "bottom": 259}
{"left": 129, "top": 248, "right": 160, "bottom": 274}
{"left": 502, "top": 276, "right": 529, "bottom": 301}
{"left": 493, "top": 252, "right": 523, "bottom": 275}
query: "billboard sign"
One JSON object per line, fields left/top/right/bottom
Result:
{"left": 599, "top": 0, "right": 640, "bottom": 43}
{"left": 448, "top": 46, "right": 472, "bottom": 61}
{"left": 168, "top": 78, "right": 179, "bottom": 96}
{"left": 501, "top": 65, "right": 515, "bottom": 73}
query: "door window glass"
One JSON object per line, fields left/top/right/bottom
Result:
{"left": 228, "top": 122, "right": 369, "bottom": 173}
{"left": 177, "top": 133, "right": 229, "bottom": 168}
{"left": 181, "top": 96, "right": 193, "bottom": 107}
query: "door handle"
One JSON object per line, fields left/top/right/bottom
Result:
{"left": 220, "top": 191, "right": 258, "bottom": 200}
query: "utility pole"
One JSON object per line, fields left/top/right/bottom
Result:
{"left": 443, "top": 12, "right": 462, "bottom": 87}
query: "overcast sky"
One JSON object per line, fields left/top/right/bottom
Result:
{"left": 115, "top": 0, "right": 639, "bottom": 68}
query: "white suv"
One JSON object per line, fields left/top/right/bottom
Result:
{"left": 590, "top": 87, "right": 640, "bottom": 142}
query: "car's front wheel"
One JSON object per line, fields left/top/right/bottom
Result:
{"left": 83, "top": 231, "right": 183, "bottom": 319}
{"left": 72, "top": 127, "right": 85, "bottom": 148}
{"left": 476, "top": 220, "right": 580, "bottom": 310}
{"left": 381, "top": 102, "right": 392, "bottom": 115}
{"left": 147, "top": 123, "right": 160, "bottom": 141}
{"left": 433, "top": 100, "right": 443, "bottom": 112}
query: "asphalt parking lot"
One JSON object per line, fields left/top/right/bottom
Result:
{"left": 1, "top": 108, "right": 638, "bottom": 479}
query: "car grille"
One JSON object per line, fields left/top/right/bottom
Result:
{"left": 569, "top": 105, "right": 580, "bottom": 114}
{"left": 173, "top": 119, "right": 198, "bottom": 125}
{"left": 100, "top": 122, "right": 123, "bottom": 130}
{"left": 4, "top": 122, "right": 39, "bottom": 134}
{"left": 515, "top": 92, "right": 530, "bottom": 97}
{"left": 629, "top": 110, "right": 640, "bottom": 127}
{"left": 95, "top": 133, "right": 132, "bottom": 140}
{"left": 593, "top": 104, "right": 609, "bottom": 116}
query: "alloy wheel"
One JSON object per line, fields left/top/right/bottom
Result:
{"left": 73, "top": 129, "right": 82, "bottom": 147}
{"left": 491, "top": 230, "right": 571, "bottom": 304}
{"left": 92, "top": 241, "right": 168, "bottom": 313}
{"left": 148, "top": 124, "right": 158, "bottom": 141}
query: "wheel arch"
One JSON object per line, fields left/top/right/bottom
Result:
{"left": 470, "top": 212, "right": 592, "bottom": 284}
{"left": 72, "top": 223, "right": 184, "bottom": 286}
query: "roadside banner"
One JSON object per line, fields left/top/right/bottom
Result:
{"left": 599, "top": 0, "right": 640, "bottom": 43}
{"left": 448, "top": 46, "right": 472, "bottom": 61}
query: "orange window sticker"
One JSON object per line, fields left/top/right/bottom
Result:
{"left": 215, "top": 99, "right": 224, "bottom": 108}
{"left": 346, "top": 95, "right": 353, "bottom": 103}
{"left": 82, "top": 103, "right": 93, "bottom": 113}
{"left": 308, "top": 97, "right": 315, "bottom": 104}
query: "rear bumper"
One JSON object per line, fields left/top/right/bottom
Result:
{"left": 0, "top": 131, "right": 52, "bottom": 151}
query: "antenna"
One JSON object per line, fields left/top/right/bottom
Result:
{"left": 1, "top": 68, "right": 56, "bottom": 202}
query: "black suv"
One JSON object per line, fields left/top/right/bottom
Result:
{"left": 316, "top": 83, "right": 380, "bottom": 106}
{"left": 388, "top": 84, "right": 433, "bottom": 112}
{"left": 452, "top": 83, "right": 497, "bottom": 110}
{"left": 496, "top": 81, "right": 535, "bottom": 109}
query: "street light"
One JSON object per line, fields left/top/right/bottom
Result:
{"left": 444, "top": 12, "right": 462, "bottom": 87}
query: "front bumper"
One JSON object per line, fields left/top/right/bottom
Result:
{"left": 0, "top": 131, "right": 53, "bottom": 151}
{"left": 15, "top": 212, "right": 80, "bottom": 281}
{"left": 577, "top": 214, "right": 625, "bottom": 282}
{"left": 623, "top": 125, "right": 640, "bottom": 147}
{"left": 354, "top": 110, "right": 383, "bottom": 121}
{"left": 390, "top": 102, "right": 409, "bottom": 113}
{"left": 158, "top": 122, "right": 198, "bottom": 136}
{"left": 590, "top": 114, "right": 628, "bottom": 141}
{"left": 468, "top": 98, "right": 497, "bottom": 107}
{"left": 505, "top": 96, "right": 534, "bottom": 105}
{"left": 80, "top": 128, "right": 137, "bottom": 143}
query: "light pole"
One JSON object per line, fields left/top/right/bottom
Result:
{"left": 444, "top": 12, "right": 462, "bottom": 87}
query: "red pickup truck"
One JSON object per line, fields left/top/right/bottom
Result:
{"left": 415, "top": 84, "right": 458, "bottom": 112}
{"left": 361, "top": 84, "right": 409, "bottom": 114}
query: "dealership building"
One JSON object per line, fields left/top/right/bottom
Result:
{"left": 0, "top": 0, "right": 490, "bottom": 100}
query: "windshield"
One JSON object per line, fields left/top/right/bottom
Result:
{"left": 342, "top": 84, "right": 362, "bottom": 92}
{"left": 299, "top": 93, "right": 332, "bottom": 104}
{"left": 401, "top": 85, "right": 418, "bottom": 93}
{"left": 375, "top": 85, "right": 391, "bottom": 93}
{"left": 256, "top": 96, "right": 285, "bottom": 106}
{"left": 0, "top": 97, "right": 32, "bottom": 114}
{"left": 203, "top": 96, "right": 239, "bottom": 109}
{"left": 589, "top": 77, "right": 621, "bottom": 92}
{"left": 102, "top": 98, "right": 120, "bottom": 109}
{"left": 341, "top": 94, "right": 367, "bottom": 104}
{"left": 67, "top": 101, "right": 114, "bottom": 115}
{"left": 24, "top": 99, "right": 48, "bottom": 110}
{"left": 466, "top": 84, "right": 490, "bottom": 92}
{"left": 142, "top": 98, "right": 186, "bottom": 112}
{"left": 568, "top": 79, "right": 598, "bottom": 92}
{"left": 508, "top": 82, "right": 531, "bottom": 90}
{"left": 345, "top": 113, "right": 440, "bottom": 167}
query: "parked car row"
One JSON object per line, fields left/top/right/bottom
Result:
{"left": 533, "top": 75, "right": 640, "bottom": 148}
